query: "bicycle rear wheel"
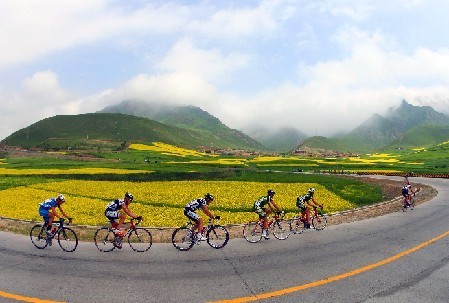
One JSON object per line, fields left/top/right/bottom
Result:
{"left": 312, "top": 215, "right": 327, "bottom": 230}
{"left": 243, "top": 221, "right": 262, "bottom": 243}
{"left": 30, "top": 224, "right": 48, "bottom": 249}
{"left": 289, "top": 217, "right": 305, "bottom": 235}
{"left": 94, "top": 227, "right": 116, "bottom": 252}
{"left": 57, "top": 227, "right": 78, "bottom": 252}
{"left": 128, "top": 228, "right": 152, "bottom": 252}
{"left": 273, "top": 219, "right": 291, "bottom": 240}
{"left": 206, "top": 225, "right": 229, "bottom": 249}
{"left": 172, "top": 227, "right": 194, "bottom": 251}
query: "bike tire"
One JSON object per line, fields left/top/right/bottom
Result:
{"left": 243, "top": 221, "right": 263, "bottom": 243}
{"left": 289, "top": 217, "right": 305, "bottom": 235}
{"left": 128, "top": 228, "right": 153, "bottom": 252}
{"left": 30, "top": 224, "right": 48, "bottom": 249}
{"left": 206, "top": 225, "right": 229, "bottom": 249}
{"left": 409, "top": 197, "right": 415, "bottom": 210}
{"left": 94, "top": 227, "right": 116, "bottom": 252}
{"left": 273, "top": 220, "right": 291, "bottom": 240}
{"left": 57, "top": 227, "right": 78, "bottom": 252}
{"left": 312, "top": 215, "right": 327, "bottom": 230}
{"left": 172, "top": 227, "right": 194, "bottom": 251}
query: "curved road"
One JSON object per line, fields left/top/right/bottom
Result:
{"left": 1, "top": 176, "right": 449, "bottom": 303}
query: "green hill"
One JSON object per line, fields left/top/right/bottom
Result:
{"left": 1, "top": 113, "right": 209, "bottom": 149}
{"left": 385, "top": 125, "right": 449, "bottom": 149}
{"left": 98, "top": 100, "right": 264, "bottom": 150}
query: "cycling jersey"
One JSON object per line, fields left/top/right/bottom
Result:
{"left": 402, "top": 186, "right": 409, "bottom": 197}
{"left": 253, "top": 196, "right": 271, "bottom": 210}
{"left": 105, "top": 199, "right": 126, "bottom": 212}
{"left": 39, "top": 198, "right": 58, "bottom": 210}
{"left": 185, "top": 198, "right": 207, "bottom": 212}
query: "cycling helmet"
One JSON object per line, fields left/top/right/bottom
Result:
{"left": 57, "top": 194, "right": 65, "bottom": 202}
{"left": 205, "top": 193, "right": 214, "bottom": 201}
{"left": 125, "top": 192, "right": 134, "bottom": 201}
{"left": 268, "top": 189, "right": 275, "bottom": 196}
{"left": 308, "top": 188, "right": 315, "bottom": 194}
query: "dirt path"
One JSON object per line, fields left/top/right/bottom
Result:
{"left": 0, "top": 177, "right": 437, "bottom": 243}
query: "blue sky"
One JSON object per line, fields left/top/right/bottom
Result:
{"left": 1, "top": 0, "right": 449, "bottom": 140}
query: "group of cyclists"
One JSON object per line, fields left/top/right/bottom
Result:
{"left": 37, "top": 186, "right": 323, "bottom": 247}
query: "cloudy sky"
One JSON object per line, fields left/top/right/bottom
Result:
{"left": 1, "top": 0, "right": 449, "bottom": 140}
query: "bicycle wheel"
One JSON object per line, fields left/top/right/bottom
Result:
{"left": 30, "top": 224, "right": 49, "bottom": 249}
{"left": 57, "top": 227, "right": 78, "bottom": 252}
{"left": 206, "top": 225, "right": 229, "bottom": 249}
{"left": 409, "top": 197, "right": 415, "bottom": 210}
{"left": 312, "top": 214, "right": 327, "bottom": 230}
{"left": 243, "top": 221, "right": 262, "bottom": 243}
{"left": 172, "top": 227, "right": 194, "bottom": 251}
{"left": 128, "top": 228, "right": 152, "bottom": 252}
{"left": 289, "top": 217, "right": 305, "bottom": 235}
{"left": 94, "top": 227, "right": 116, "bottom": 252}
{"left": 273, "top": 219, "right": 291, "bottom": 240}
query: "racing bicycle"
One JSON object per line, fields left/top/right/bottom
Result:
{"left": 403, "top": 187, "right": 420, "bottom": 212}
{"left": 172, "top": 217, "right": 229, "bottom": 251}
{"left": 94, "top": 218, "right": 152, "bottom": 252}
{"left": 243, "top": 211, "right": 291, "bottom": 243}
{"left": 290, "top": 206, "right": 327, "bottom": 233}
{"left": 30, "top": 218, "right": 78, "bottom": 252}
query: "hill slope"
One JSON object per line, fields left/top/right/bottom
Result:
{"left": 99, "top": 100, "right": 264, "bottom": 150}
{"left": 0, "top": 113, "right": 224, "bottom": 149}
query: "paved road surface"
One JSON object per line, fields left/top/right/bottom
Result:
{"left": 1, "top": 176, "right": 448, "bottom": 303}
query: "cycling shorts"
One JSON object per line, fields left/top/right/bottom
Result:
{"left": 184, "top": 208, "right": 199, "bottom": 223}
{"left": 38, "top": 207, "right": 50, "bottom": 222}
{"left": 105, "top": 210, "right": 121, "bottom": 223}
{"left": 254, "top": 206, "right": 267, "bottom": 219}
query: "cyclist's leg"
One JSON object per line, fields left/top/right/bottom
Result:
{"left": 184, "top": 209, "right": 201, "bottom": 238}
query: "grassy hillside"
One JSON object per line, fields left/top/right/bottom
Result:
{"left": 1, "top": 113, "right": 212, "bottom": 150}
{"left": 386, "top": 125, "right": 449, "bottom": 149}
{"left": 99, "top": 100, "right": 265, "bottom": 150}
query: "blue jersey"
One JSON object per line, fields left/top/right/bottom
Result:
{"left": 39, "top": 198, "right": 58, "bottom": 210}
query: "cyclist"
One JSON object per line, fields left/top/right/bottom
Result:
{"left": 184, "top": 193, "right": 219, "bottom": 242}
{"left": 253, "top": 189, "right": 283, "bottom": 239}
{"left": 402, "top": 184, "right": 416, "bottom": 208}
{"left": 105, "top": 192, "right": 142, "bottom": 248}
{"left": 38, "top": 194, "right": 71, "bottom": 245}
{"left": 297, "top": 188, "right": 323, "bottom": 229}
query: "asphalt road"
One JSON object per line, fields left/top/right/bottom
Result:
{"left": 1, "top": 176, "right": 449, "bottom": 303}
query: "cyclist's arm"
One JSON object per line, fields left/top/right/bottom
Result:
{"left": 201, "top": 205, "right": 215, "bottom": 219}
{"left": 308, "top": 198, "right": 323, "bottom": 208}
{"left": 50, "top": 207, "right": 62, "bottom": 219}
{"left": 57, "top": 205, "right": 70, "bottom": 218}
{"left": 122, "top": 203, "right": 139, "bottom": 219}
{"left": 269, "top": 201, "right": 282, "bottom": 212}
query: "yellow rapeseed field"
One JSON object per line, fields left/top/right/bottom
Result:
{"left": 0, "top": 180, "right": 354, "bottom": 227}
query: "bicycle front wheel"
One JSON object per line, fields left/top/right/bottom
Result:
{"left": 30, "top": 224, "right": 48, "bottom": 249}
{"left": 243, "top": 221, "right": 262, "bottom": 243}
{"left": 289, "top": 217, "right": 305, "bottom": 235}
{"left": 312, "top": 215, "right": 327, "bottom": 230}
{"left": 94, "top": 227, "right": 116, "bottom": 252}
{"left": 172, "top": 227, "right": 194, "bottom": 251}
{"left": 207, "top": 225, "right": 229, "bottom": 249}
{"left": 128, "top": 228, "right": 152, "bottom": 252}
{"left": 57, "top": 227, "right": 78, "bottom": 252}
{"left": 273, "top": 219, "right": 291, "bottom": 240}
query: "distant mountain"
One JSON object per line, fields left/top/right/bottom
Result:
{"left": 301, "top": 100, "right": 449, "bottom": 152}
{"left": 99, "top": 100, "right": 265, "bottom": 150}
{"left": 1, "top": 113, "right": 210, "bottom": 149}
{"left": 247, "top": 127, "right": 308, "bottom": 152}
